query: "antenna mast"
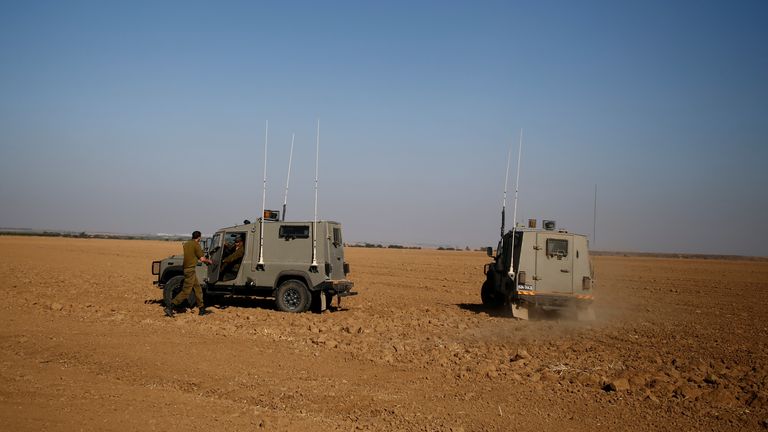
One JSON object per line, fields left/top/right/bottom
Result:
{"left": 257, "top": 120, "right": 268, "bottom": 268}
{"left": 310, "top": 119, "right": 319, "bottom": 269}
{"left": 500, "top": 139, "right": 513, "bottom": 239}
{"left": 593, "top": 184, "right": 597, "bottom": 247}
{"left": 509, "top": 128, "right": 523, "bottom": 276}
{"left": 282, "top": 132, "right": 295, "bottom": 221}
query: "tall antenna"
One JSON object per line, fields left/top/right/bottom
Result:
{"left": 593, "top": 184, "right": 597, "bottom": 247}
{"left": 310, "top": 119, "right": 319, "bottom": 269}
{"left": 509, "top": 128, "right": 523, "bottom": 276}
{"left": 282, "top": 132, "right": 295, "bottom": 221}
{"left": 500, "top": 139, "right": 513, "bottom": 239}
{"left": 257, "top": 120, "right": 268, "bottom": 268}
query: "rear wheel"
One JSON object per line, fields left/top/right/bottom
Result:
{"left": 481, "top": 278, "right": 505, "bottom": 308}
{"left": 275, "top": 280, "right": 310, "bottom": 313}
{"left": 163, "top": 275, "right": 194, "bottom": 308}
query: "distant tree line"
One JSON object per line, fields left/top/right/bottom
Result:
{"left": 346, "top": 242, "right": 485, "bottom": 251}
{"left": 348, "top": 243, "right": 422, "bottom": 250}
{"left": 0, "top": 231, "right": 185, "bottom": 241}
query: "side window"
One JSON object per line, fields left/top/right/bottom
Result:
{"left": 279, "top": 225, "right": 310, "bottom": 240}
{"left": 333, "top": 227, "right": 342, "bottom": 246}
{"left": 224, "top": 232, "right": 245, "bottom": 246}
{"left": 209, "top": 233, "right": 222, "bottom": 252}
{"left": 546, "top": 239, "right": 568, "bottom": 258}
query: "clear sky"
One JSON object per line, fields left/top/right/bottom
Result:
{"left": 1, "top": 1, "right": 766, "bottom": 255}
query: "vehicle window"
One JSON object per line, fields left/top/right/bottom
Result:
{"left": 546, "top": 238, "right": 568, "bottom": 258}
{"left": 279, "top": 225, "right": 310, "bottom": 239}
{"left": 333, "top": 227, "right": 342, "bottom": 245}
{"left": 224, "top": 232, "right": 245, "bottom": 247}
{"left": 210, "top": 233, "right": 222, "bottom": 249}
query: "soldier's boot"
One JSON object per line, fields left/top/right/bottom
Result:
{"left": 198, "top": 307, "right": 210, "bottom": 316}
{"left": 164, "top": 304, "right": 175, "bottom": 318}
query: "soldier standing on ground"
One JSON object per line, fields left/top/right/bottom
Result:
{"left": 164, "top": 230, "right": 213, "bottom": 317}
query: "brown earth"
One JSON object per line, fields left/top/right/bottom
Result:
{"left": 1, "top": 236, "right": 767, "bottom": 431}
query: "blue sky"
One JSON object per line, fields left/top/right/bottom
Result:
{"left": 1, "top": 1, "right": 766, "bottom": 255}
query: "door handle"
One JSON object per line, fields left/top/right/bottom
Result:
{"left": 560, "top": 269, "right": 570, "bottom": 273}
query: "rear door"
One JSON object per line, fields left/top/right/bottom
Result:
{"left": 327, "top": 223, "right": 346, "bottom": 280}
{"left": 535, "top": 233, "right": 574, "bottom": 294}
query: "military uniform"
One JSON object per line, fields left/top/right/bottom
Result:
{"left": 221, "top": 244, "right": 245, "bottom": 280}
{"left": 221, "top": 245, "right": 244, "bottom": 272}
{"left": 170, "top": 239, "right": 205, "bottom": 308}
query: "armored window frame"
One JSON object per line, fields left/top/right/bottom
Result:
{"left": 279, "top": 225, "right": 310, "bottom": 239}
{"left": 224, "top": 232, "right": 245, "bottom": 246}
{"left": 332, "top": 227, "right": 342, "bottom": 246}
{"left": 546, "top": 238, "right": 568, "bottom": 258}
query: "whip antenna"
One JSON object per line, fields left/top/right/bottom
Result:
{"left": 593, "top": 184, "right": 597, "bottom": 247}
{"left": 282, "top": 132, "right": 295, "bottom": 221}
{"left": 257, "top": 120, "right": 268, "bottom": 268}
{"left": 500, "top": 138, "right": 513, "bottom": 239}
{"left": 310, "top": 119, "right": 320, "bottom": 269}
{"left": 509, "top": 128, "right": 523, "bottom": 276}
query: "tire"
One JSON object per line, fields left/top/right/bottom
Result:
{"left": 481, "top": 278, "right": 505, "bottom": 308}
{"left": 275, "top": 280, "right": 310, "bottom": 313}
{"left": 163, "top": 275, "right": 194, "bottom": 308}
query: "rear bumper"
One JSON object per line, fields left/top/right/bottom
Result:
{"left": 516, "top": 291, "right": 593, "bottom": 309}
{"left": 318, "top": 279, "right": 357, "bottom": 297}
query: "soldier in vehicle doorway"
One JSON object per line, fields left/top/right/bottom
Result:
{"left": 164, "top": 230, "right": 213, "bottom": 317}
{"left": 220, "top": 235, "right": 244, "bottom": 281}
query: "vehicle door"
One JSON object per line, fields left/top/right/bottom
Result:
{"left": 215, "top": 231, "right": 248, "bottom": 286}
{"left": 327, "top": 223, "right": 346, "bottom": 280}
{"left": 206, "top": 232, "right": 224, "bottom": 283}
{"left": 535, "top": 233, "right": 574, "bottom": 294}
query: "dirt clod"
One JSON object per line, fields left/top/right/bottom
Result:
{"left": 605, "top": 378, "right": 630, "bottom": 392}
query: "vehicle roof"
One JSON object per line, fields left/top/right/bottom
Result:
{"left": 217, "top": 220, "right": 341, "bottom": 231}
{"left": 507, "top": 228, "right": 588, "bottom": 237}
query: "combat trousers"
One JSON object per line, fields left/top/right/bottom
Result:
{"left": 172, "top": 267, "right": 204, "bottom": 308}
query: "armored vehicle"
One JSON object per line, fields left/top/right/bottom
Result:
{"left": 482, "top": 219, "right": 594, "bottom": 320}
{"left": 151, "top": 213, "right": 355, "bottom": 313}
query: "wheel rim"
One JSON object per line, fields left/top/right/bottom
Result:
{"left": 284, "top": 288, "right": 301, "bottom": 310}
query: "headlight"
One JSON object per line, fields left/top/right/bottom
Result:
{"left": 152, "top": 261, "right": 160, "bottom": 275}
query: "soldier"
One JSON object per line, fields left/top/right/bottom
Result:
{"left": 220, "top": 235, "right": 245, "bottom": 281}
{"left": 164, "top": 231, "right": 213, "bottom": 317}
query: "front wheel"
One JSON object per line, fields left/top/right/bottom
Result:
{"left": 163, "top": 275, "right": 194, "bottom": 308}
{"left": 275, "top": 280, "right": 310, "bottom": 313}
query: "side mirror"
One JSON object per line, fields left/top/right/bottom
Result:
{"left": 486, "top": 247, "right": 493, "bottom": 257}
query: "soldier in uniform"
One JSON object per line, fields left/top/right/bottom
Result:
{"left": 164, "top": 230, "right": 213, "bottom": 317}
{"left": 220, "top": 235, "right": 245, "bottom": 281}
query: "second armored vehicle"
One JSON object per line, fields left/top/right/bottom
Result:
{"left": 482, "top": 219, "right": 594, "bottom": 320}
{"left": 152, "top": 212, "right": 355, "bottom": 313}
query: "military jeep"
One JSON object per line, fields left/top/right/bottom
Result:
{"left": 151, "top": 214, "right": 355, "bottom": 312}
{"left": 482, "top": 219, "right": 594, "bottom": 320}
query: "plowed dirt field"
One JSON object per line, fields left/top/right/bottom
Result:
{"left": 1, "top": 236, "right": 767, "bottom": 431}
